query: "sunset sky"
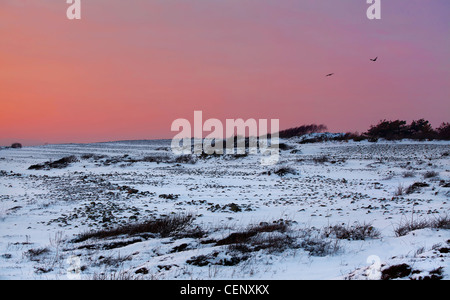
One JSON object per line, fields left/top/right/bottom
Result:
{"left": 1, "top": 0, "right": 449, "bottom": 145}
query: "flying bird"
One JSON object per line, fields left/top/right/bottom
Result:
{"left": 325, "top": 73, "right": 334, "bottom": 77}
{"left": 370, "top": 56, "right": 378, "bottom": 62}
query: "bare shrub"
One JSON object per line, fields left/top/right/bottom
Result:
{"left": 273, "top": 166, "right": 297, "bottom": 177}
{"left": 216, "top": 222, "right": 288, "bottom": 247}
{"left": 73, "top": 213, "right": 195, "bottom": 242}
{"left": 11, "top": 143, "right": 22, "bottom": 149}
{"left": 299, "top": 234, "right": 340, "bottom": 257}
{"left": 28, "top": 156, "right": 79, "bottom": 170}
{"left": 405, "top": 182, "right": 430, "bottom": 194}
{"left": 324, "top": 222, "right": 380, "bottom": 240}
{"left": 394, "top": 219, "right": 430, "bottom": 237}
{"left": 94, "top": 253, "right": 133, "bottom": 268}
{"left": 431, "top": 215, "right": 450, "bottom": 230}
{"left": 246, "top": 232, "right": 294, "bottom": 253}
{"left": 24, "top": 247, "right": 50, "bottom": 261}
{"left": 394, "top": 184, "right": 405, "bottom": 196}
{"left": 423, "top": 171, "right": 439, "bottom": 179}
{"left": 394, "top": 215, "right": 450, "bottom": 237}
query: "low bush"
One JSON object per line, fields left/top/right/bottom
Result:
{"left": 273, "top": 166, "right": 297, "bottom": 177}
{"left": 381, "top": 264, "right": 412, "bottom": 280}
{"left": 298, "top": 234, "right": 340, "bottom": 257}
{"left": 215, "top": 222, "right": 288, "bottom": 246}
{"left": 394, "top": 215, "right": 450, "bottom": 237}
{"left": 11, "top": 143, "right": 22, "bottom": 149}
{"left": 324, "top": 222, "right": 380, "bottom": 240}
{"left": 28, "top": 156, "right": 79, "bottom": 170}
{"left": 262, "top": 167, "right": 297, "bottom": 177}
{"left": 423, "top": 171, "right": 439, "bottom": 179}
{"left": 73, "top": 213, "right": 195, "bottom": 242}
{"left": 174, "top": 154, "right": 197, "bottom": 164}
{"left": 394, "top": 184, "right": 405, "bottom": 196}
{"left": 24, "top": 247, "right": 50, "bottom": 261}
{"left": 218, "top": 222, "right": 293, "bottom": 254}
{"left": 158, "top": 194, "right": 179, "bottom": 200}
{"left": 405, "top": 182, "right": 430, "bottom": 194}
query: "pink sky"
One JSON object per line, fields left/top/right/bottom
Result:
{"left": 1, "top": 0, "right": 449, "bottom": 145}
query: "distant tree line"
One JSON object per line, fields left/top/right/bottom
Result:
{"left": 278, "top": 119, "right": 450, "bottom": 142}
{"left": 364, "top": 119, "right": 450, "bottom": 141}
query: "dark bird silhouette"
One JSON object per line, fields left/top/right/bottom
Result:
{"left": 370, "top": 56, "right": 378, "bottom": 62}
{"left": 325, "top": 73, "right": 334, "bottom": 77}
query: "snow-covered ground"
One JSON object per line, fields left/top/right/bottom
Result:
{"left": 0, "top": 139, "right": 449, "bottom": 280}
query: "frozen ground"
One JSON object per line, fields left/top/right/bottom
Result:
{"left": 0, "top": 139, "right": 449, "bottom": 280}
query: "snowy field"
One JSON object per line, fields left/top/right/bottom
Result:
{"left": 0, "top": 139, "right": 449, "bottom": 280}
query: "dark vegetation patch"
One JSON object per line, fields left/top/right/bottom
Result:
{"left": 381, "top": 264, "right": 412, "bottom": 280}
{"left": 24, "top": 247, "right": 50, "bottom": 261}
{"left": 277, "top": 143, "right": 294, "bottom": 151}
{"left": 423, "top": 171, "right": 439, "bottom": 179}
{"left": 426, "top": 267, "right": 444, "bottom": 280}
{"left": 280, "top": 119, "right": 450, "bottom": 143}
{"left": 405, "top": 182, "right": 430, "bottom": 194}
{"left": 273, "top": 167, "right": 297, "bottom": 177}
{"left": 438, "top": 247, "right": 449, "bottom": 254}
{"left": 297, "top": 133, "right": 349, "bottom": 144}
{"left": 119, "top": 185, "right": 139, "bottom": 194}
{"left": 80, "top": 153, "right": 107, "bottom": 160}
{"left": 28, "top": 155, "right": 78, "bottom": 170}
{"left": 76, "top": 237, "right": 146, "bottom": 251}
{"left": 141, "top": 154, "right": 172, "bottom": 163}
{"left": 174, "top": 154, "right": 197, "bottom": 164}
{"left": 207, "top": 202, "right": 253, "bottom": 213}
{"left": 73, "top": 214, "right": 195, "bottom": 243}
{"left": 135, "top": 267, "right": 149, "bottom": 275}
{"left": 11, "top": 143, "right": 22, "bottom": 149}
{"left": 262, "top": 166, "right": 297, "bottom": 177}
{"left": 171, "top": 243, "right": 190, "bottom": 253}
{"left": 324, "top": 222, "right": 381, "bottom": 240}
{"left": 159, "top": 194, "right": 179, "bottom": 200}
{"left": 298, "top": 235, "right": 340, "bottom": 257}
{"left": 394, "top": 215, "right": 450, "bottom": 237}
{"left": 402, "top": 171, "right": 416, "bottom": 178}
{"left": 94, "top": 253, "right": 133, "bottom": 268}
{"left": 216, "top": 222, "right": 288, "bottom": 247}
{"left": 214, "top": 221, "right": 295, "bottom": 254}
{"left": 186, "top": 253, "right": 218, "bottom": 267}
{"left": 186, "top": 252, "right": 249, "bottom": 267}
{"left": 186, "top": 251, "right": 248, "bottom": 267}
